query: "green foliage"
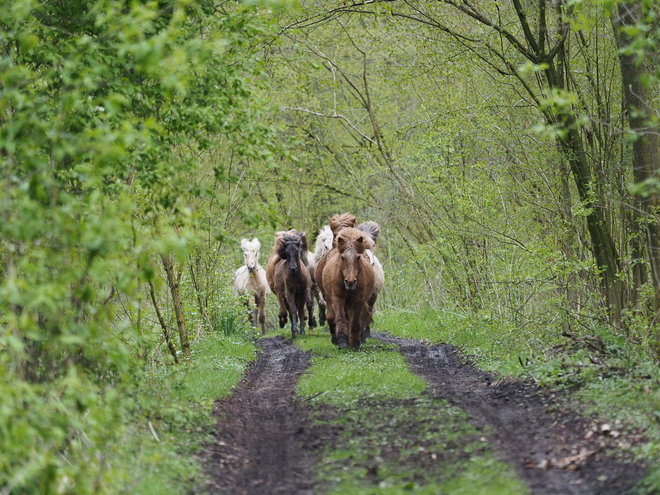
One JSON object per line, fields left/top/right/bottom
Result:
{"left": 0, "top": 0, "right": 277, "bottom": 492}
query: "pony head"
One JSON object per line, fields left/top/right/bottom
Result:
{"left": 335, "top": 228, "right": 373, "bottom": 291}
{"left": 278, "top": 233, "right": 304, "bottom": 274}
{"left": 315, "top": 225, "right": 333, "bottom": 254}
{"left": 241, "top": 238, "right": 261, "bottom": 273}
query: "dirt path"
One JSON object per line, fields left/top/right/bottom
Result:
{"left": 203, "top": 334, "right": 647, "bottom": 494}
{"left": 204, "top": 336, "right": 319, "bottom": 495}
{"left": 376, "top": 332, "right": 647, "bottom": 495}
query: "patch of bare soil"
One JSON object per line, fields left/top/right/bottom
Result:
{"left": 375, "top": 332, "right": 648, "bottom": 495}
{"left": 202, "top": 336, "right": 320, "bottom": 495}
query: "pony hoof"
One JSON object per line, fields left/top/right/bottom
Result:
{"left": 300, "top": 329, "right": 305, "bottom": 336}
{"left": 279, "top": 317, "right": 287, "bottom": 328}
{"left": 331, "top": 335, "right": 337, "bottom": 345}
{"left": 309, "top": 317, "right": 317, "bottom": 329}
{"left": 337, "top": 337, "right": 348, "bottom": 349}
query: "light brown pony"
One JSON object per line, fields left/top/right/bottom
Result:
{"left": 272, "top": 233, "right": 316, "bottom": 338}
{"left": 315, "top": 213, "right": 358, "bottom": 313}
{"left": 322, "top": 227, "right": 375, "bottom": 348}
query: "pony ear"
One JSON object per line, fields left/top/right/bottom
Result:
{"left": 240, "top": 239, "right": 250, "bottom": 251}
{"left": 252, "top": 238, "right": 260, "bottom": 250}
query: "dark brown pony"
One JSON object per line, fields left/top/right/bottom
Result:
{"left": 321, "top": 227, "right": 375, "bottom": 348}
{"left": 266, "top": 229, "right": 309, "bottom": 294}
{"left": 273, "top": 233, "right": 316, "bottom": 338}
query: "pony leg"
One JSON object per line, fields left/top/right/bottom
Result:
{"left": 306, "top": 287, "right": 316, "bottom": 329}
{"left": 255, "top": 292, "right": 266, "bottom": 335}
{"left": 297, "top": 294, "right": 306, "bottom": 336}
{"left": 312, "top": 284, "right": 326, "bottom": 327}
{"left": 252, "top": 298, "right": 258, "bottom": 329}
{"left": 348, "top": 307, "right": 362, "bottom": 349}
{"left": 363, "top": 293, "right": 378, "bottom": 342}
{"left": 276, "top": 291, "right": 288, "bottom": 328}
{"left": 325, "top": 301, "right": 337, "bottom": 344}
{"left": 286, "top": 293, "right": 298, "bottom": 339}
{"left": 333, "top": 301, "right": 349, "bottom": 349}
{"left": 318, "top": 291, "right": 327, "bottom": 327}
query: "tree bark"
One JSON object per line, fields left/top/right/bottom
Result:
{"left": 148, "top": 279, "right": 180, "bottom": 364}
{"left": 162, "top": 255, "right": 191, "bottom": 358}
{"left": 612, "top": 1, "right": 660, "bottom": 309}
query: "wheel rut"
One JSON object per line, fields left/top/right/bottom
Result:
{"left": 204, "top": 336, "right": 319, "bottom": 495}
{"left": 374, "top": 332, "right": 647, "bottom": 495}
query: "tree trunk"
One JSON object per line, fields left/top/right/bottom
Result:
{"left": 162, "top": 255, "right": 191, "bottom": 358}
{"left": 148, "top": 279, "right": 180, "bottom": 364}
{"left": 612, "top": 2, "right": 660, "bottom": 309}
{"left": 544, "top": 55, "right": 625, "bottom": 320}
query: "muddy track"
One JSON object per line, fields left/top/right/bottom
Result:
{"left": 203, "top": 336, "right": 319, "bottom": 495}
{"left": 375, "top": 332, "right": 647, "bottom": 495}
{"left": 203, "top": 333, "right": 647, "bottom": 494}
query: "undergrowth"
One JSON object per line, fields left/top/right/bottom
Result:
{"left": 128, "top": 312, "right": 257, "bottom": 494}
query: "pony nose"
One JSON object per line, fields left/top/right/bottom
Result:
{"left": 289, "top": 264, "right": 298, "bottom": 273}
{"left": 344, "top": 279, "right": 357, "bottom": 290}
{"left": 248, "top": 265, "right": 255, "bottom": 273}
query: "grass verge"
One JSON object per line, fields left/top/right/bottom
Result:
{"left": 126, "top": 325, "right": 257, "bottom": 494}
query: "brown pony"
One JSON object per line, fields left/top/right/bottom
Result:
{"left": 266, "top": 229, "right": 309, "bottom": 294}
{"left": 315, "top": 213, "right": 358, "bottom": 314}
{"left": 322, "top": 227, "right": 375, "bottom": 348}
{"left": 273, "top": 233, "right": 316, "bottom": 338}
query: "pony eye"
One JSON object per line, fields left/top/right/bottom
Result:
{"left": 357, "top": 255, "right": 361, "bottom": 261}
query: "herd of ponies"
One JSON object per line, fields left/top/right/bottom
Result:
{"left": 232, "top": 213, "right": 384, "bottom": 349}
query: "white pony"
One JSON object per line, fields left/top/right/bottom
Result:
{"left": 307, "top": 226, "right": 333, "bottom": 326}
{"left": 233, "top": 238, "right": 270, "bottom": 334}
{"left": 358, "top": 221, "right": 385, "bottom": 341}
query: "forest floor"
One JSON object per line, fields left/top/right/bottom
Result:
{"left": 201, "top": 333, "right": 648, "bottom": 494}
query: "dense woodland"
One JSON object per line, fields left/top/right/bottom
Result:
{"left": 2, "top": 0, "right": 660, "bottom": 493}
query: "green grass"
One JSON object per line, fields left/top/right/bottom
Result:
{"left": 294, "top": 327, "right": 426, "bottom": 405}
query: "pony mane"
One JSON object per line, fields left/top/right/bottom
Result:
{"left": 358, "top": 221, "right": 380, "bottom": 245}
{"left": 329, "top": 213, "right": 357, "bottom": 237}
{"left": 272, "top": 229, "right": 297, "bottom": 253}
{"left": 241, "top": 238, "right": 261, "bottom": 253}
{"left": 281, "top": 233, "right": 302, "bottom": 248}
{"left": 335, "top": 227, "right": 375, "bottom": 254}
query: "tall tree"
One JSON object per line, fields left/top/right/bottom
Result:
{"left": 611, "top": 1, "right": 660, "bottom": 309}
